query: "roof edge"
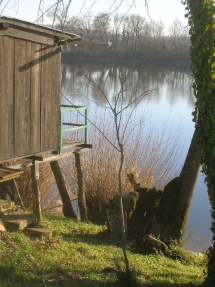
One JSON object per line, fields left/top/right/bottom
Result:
{"left": 0, "top": 16, "right": 82, "bottom": 42}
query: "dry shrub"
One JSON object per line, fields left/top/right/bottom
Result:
{"left": 83, "top": 140, "right": 131, "bottom": 224}
{"left": 81, "top": 108, "right": 184, "bottom": 223}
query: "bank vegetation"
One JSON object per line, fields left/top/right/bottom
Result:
{"left": 53, "top": 12, "right": 191, "bottom": 65}
{"left": 0, "top": 213, "right": 207, "bottom": 287}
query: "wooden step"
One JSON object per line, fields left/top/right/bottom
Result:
{"left": 24, "top": 228, "right": 52, "bottom": 239}
{"left": 0, "top": 199, "right": 15, "bottom": 213}
{"left": 2, "top": 213, "right": 36, "bottom": 231}
{"left": 0, "top": 219, "right": 6, "bottom": 232}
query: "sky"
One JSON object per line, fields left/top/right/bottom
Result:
{"left": 0, "top": 0, "right": 188, "bottom": 32}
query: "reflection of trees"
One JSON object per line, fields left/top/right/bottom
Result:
{"left": 164, "top": 70, "right": 194, "bottom": 107}
{"left": 61, "top": 63, "right": 195, "bottom": 108}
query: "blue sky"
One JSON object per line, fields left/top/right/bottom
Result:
{"left": 1, "top": 0, "right": 188, "bottom": 31}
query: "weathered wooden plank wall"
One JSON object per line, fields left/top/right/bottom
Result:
{"left": 40, "top": 46, "right": 61, "bottom": 152}
{"left": 30, "top": 43, "right": 41, "bottom": 153}
{"left": 0, "top": 36, "right": 14, "bottom": 160}
{"left": 14, "top": 39, "right": 31, "bottom": 157}
{"left": 51, "top": 47, "right": 61, "bottom": 152}
{"left": 0, "top": 35, "right": 61, "bottom": 162}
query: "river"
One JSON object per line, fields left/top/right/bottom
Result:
{"left": 61, "top": 62, "right": 212, "bottom": 253}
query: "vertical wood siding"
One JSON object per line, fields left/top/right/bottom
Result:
{"left": 40, "top": 46, "right": 61, "bottom": 152}
{"left": 14, "top": 39, "right": 31, "bottom": 157}
{"left": 30, "top": 43, "right": 41, "bottom": 153}
{"left": 0, "top": 36, "right": 14, "bottom": 160}
{"left": 0, "top": 36, "right": 61, "bottom": 161}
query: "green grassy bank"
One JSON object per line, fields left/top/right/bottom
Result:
{"left": 0, "top": 213, "right": 207, "bottom": 287}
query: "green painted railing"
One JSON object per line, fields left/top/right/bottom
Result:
{"left": 60, "top": 105, "right": 88, "bottom": 153}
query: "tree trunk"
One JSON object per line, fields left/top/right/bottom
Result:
{"left": 128, "top": 130, "right": 201, "bottom": 242}
{"left": 185, "top": 0, "right": 215, "bottom": 277}
{"left": 50, "top": 160, "right": 77, "bottom": 219}
{"left": 151, "top": 130, "right": 201, "bottom": 240}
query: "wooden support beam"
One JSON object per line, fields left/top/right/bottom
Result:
{"left": 4, "top": 145, "right": 91, "bottom": 170}
{"left": 76, "top": 144, "right": 92, "bottom": 149}
{"left": 61, "top": 105, "right": 86, "bottom": 109}
{"left": 31, "top": 161, "right": 42, "bottom": 223}
{"left": 26, "top": 155, "right": 44, "bottom": 161}
{"left": 52, "top": 150, "right": 59, "bottom": 155}
{"left": 43, "top": 151, "right": 75, "bottom": 162}
{"left": 75, "top": 153, "right": 88, "bottom": 222}
{"left": 50, "top": 161, "right": 77, "bottom": 219}
{"left": 5, "top": 161, "right": 32, "bottom": 170}
{"left": 0, "top": 166, "right": 23, "bottom": 172}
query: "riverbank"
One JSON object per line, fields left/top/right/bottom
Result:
{"left": 62, "top": 52, "right": 191, "bottom": 70}
{"left": 0, "top": 213, "right": 208, "bottom": 286}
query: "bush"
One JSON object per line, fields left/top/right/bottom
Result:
{"left": 82, "top": 109, "right": 183, "bottom": 223}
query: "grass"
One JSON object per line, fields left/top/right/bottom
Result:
{"left": 0, "top": 213, "right": 208, "bottom": 287}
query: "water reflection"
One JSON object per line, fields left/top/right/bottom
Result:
{"left": 184, "top": 172, "right": 213, "bottom": 252}
{"left": 61, "top": 63, "right": 195, "bottom": 108}
{"left": 61, "top": 62, "right": 212, "bottom": 252}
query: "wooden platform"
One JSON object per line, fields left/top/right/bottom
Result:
{"left": 5, "top": 141, "right": 92, "bottom": 171}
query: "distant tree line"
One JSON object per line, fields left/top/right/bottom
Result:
{"left": 54, "top": 12, "right": 191, "bottom": 62}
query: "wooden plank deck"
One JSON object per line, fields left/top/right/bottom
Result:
{"left": 3, "top": 140, "right": 92, "bottom": 170}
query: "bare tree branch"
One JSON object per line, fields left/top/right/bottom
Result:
{"left": 52, "top": 0, "right": 63, "bottom": 27}
{"left": 0, "top": 0, "right": 10, "bottom": 14}
{"left": 34, "top": 0, "right": 63, "bottom": 24}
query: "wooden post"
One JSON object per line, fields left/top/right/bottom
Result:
{"left": 50, "top": 160, "right": 77, "bottom": 219}
{"left": 31, "top": 160, "right": 42, "bottom": 222}
{"left": 75, "top": 153, "right": 88, "bottom": 222}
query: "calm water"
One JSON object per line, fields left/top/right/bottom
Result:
{"left": 61, "top": 62, "right": 212, "bottom": 252}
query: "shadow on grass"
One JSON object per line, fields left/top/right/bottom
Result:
{"left": 0, "top": 264, "right": 115, "bottom": 287}
{"left": 60, "top": 229, "right": 111, "bottom": 245}
{"left": 0, "top": 265, "right": 41, "bottom": 287}
{"left": 163, "top": 279, "right": 215, "bottom": 287}
{"left": 0, "top": 264, "right": 131, "bottom": 287}
{"left": 0, "top": 264, "right": 208, "bottom": 287}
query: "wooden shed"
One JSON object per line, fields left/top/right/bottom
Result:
{"left": 0, "top": 16, "right": 82, "bottom": 163}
